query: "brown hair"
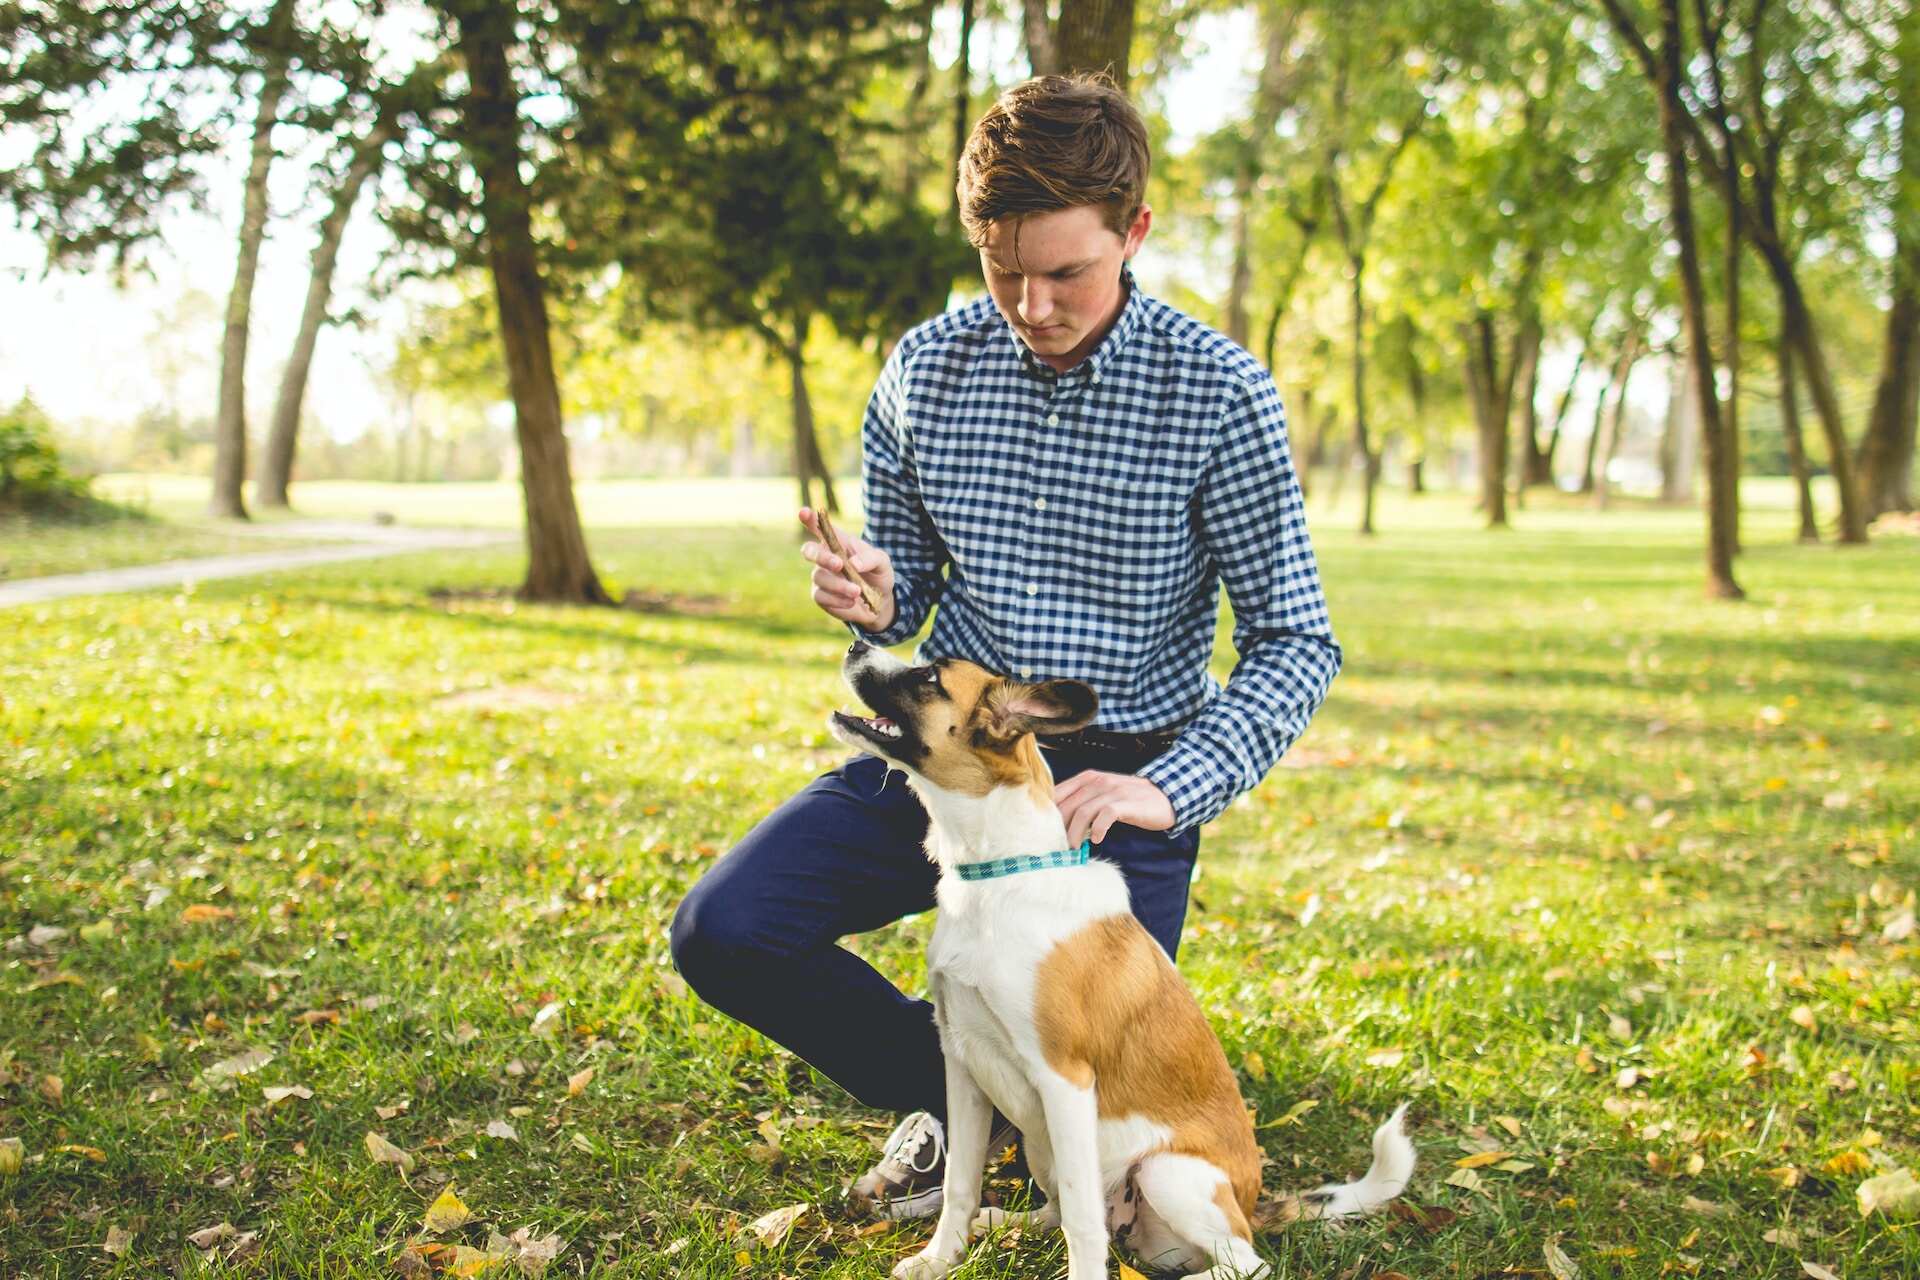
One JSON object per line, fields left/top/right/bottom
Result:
{"left": 956, "top": 73, "right": 1151, "bottom": 248}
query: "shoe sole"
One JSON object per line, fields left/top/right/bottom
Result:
{"left": 865, "top": 1183, "right": 945, "bottom": 1221}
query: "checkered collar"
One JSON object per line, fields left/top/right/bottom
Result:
{"left": 1005, "top": 264, "right": 1147, "bottom": 384}
{"left": 953, "top": 840, "right": 1094, "bottom": 882}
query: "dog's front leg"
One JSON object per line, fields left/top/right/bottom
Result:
{"left": 891, "top": 1061, "right": 992, "bottom": 1280}
{"left": 1037, "top": 1073, "right": 1107, "bottom": 1280}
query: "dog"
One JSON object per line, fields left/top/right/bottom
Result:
{"left": 828, "top": 640, "right": 1415, "bottom": 1280}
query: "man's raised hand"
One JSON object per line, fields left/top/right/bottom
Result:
{"left": 799, "top": 508, "right": 896, "bottom": 633}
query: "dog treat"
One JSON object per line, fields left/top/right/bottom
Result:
{"left": 815, "top": 509, "right": 882, "bottom": 614}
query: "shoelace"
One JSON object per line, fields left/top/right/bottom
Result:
{"left": 880, "top": 1110, "right": 945, "bottom": 1176}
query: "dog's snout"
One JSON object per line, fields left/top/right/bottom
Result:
{"left": 846, "top": 639, "right": 871, "bottom": 659}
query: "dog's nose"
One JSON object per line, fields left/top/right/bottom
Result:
{"left": 846, "top": 639, "right": 871, "bottom": 659}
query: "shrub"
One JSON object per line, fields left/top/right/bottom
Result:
{"left": 0, "top": 394, "right": 90, "bottom": 512}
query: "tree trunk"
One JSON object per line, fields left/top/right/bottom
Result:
{"left": 1509, "top": 308, "right": 1542, "bottom": 507}
{"left": 257, "top": 118, "right": 395, "bottom": 507}
{"left": 949, "top": 0, "right": 975, "bottom": 230}
{"left": 1224, "top": 8, "right": 1298, "bottom": 350}
{"left": 210, "top": 0, "right": 296, "bottom": 520}
{"left": 1658, "top": 0, "right": 1741, "bottom": 598}
{"left": 1593, "top": 329, "right": 1642, "bottom": 511}
{"left": 1463, "top": 314, "right": 1509, "bottom": 528}
{"left": 1348, "top": 255, "right": 1377, "bottom": 535}
{"left": 1054, "top": 0, "right": 1134, "bottom": 88}
{"left": 1777, "top": 331, "right": 1820, "bottom": 542}
{"left": 787, "top": 313, "right": 840, "bottom": 515}
{"left": 457, "top": 8, "right": 610, "bottom": 605}
{"left": 1023, "top": 0, "right": 1058, "bottom": 76}
{"left": 1542, "top": 303, "right": 1604, "bottom": 483}
{"left": 1581, "top": 362, "right": 1613, "bottom": 496}
{"left": 1859, "top": 7, "right": 1918, "bottom": 518}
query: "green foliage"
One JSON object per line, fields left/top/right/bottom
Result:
{"left": 0, "top": 394, "right": 90, "bottom": 512}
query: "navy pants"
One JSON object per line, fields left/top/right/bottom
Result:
{"left": 669, "top": 744, "right": 1201, "bottom": 1120}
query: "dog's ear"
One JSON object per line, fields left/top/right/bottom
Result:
{"left": 981, "top": 678, "right": 1098, "bottom": 743}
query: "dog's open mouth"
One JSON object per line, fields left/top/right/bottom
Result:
{"left": 833, "top": 710, "right": 904, "bottom": 740}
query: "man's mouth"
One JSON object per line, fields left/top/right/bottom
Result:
{"left": 834, "top": 710, "right": 904, "bottom": 740}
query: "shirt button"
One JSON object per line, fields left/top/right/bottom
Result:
{"left": 1034, "top": 497, "right": 1047, "bottom": 511}
{"left": 1020, "top": 669, "right": 1033, "bottom": 679}
{"left": 1045, "top": 413, "right": 1060, "bottom": 427}
{"left": 1025, "top": 583, "right": 1038, "bottom": 596}
{"left": 1092, "top": 370, "right": 1102, "bottom": 383}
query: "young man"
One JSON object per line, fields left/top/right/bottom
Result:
{"left": 669, "top": 74, "right": 1339, "bottom": 1219}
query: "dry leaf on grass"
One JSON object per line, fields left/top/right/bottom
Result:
{"left": 1857, "top": 1168, "right": 1920, "bottom": 1219}
{"left": 0, "top": 1137, "right": 23, "bottom": 1175}
{"left": 1800, "top": 1263, "right": 1840, "bottom": 1280}
{"left": 423, "top": 1185, "right": 475, "bottom": 1233}
{"left": 1544, "top": 1238, "right": 1582, "bottom": 1280}
{"left": 1763, "top": 1228, "right": 1800, "bottom": 1248}
{"left": 1454, "top": 1150, "right": 1514, "bottom": 1169}
{"left": 1388, "top": 1201, "right": 1460, "bottom": 1232}
{"left": 1366, "top": 1048, "right": 1406, "bottom": 1068}
{"left": 102, "top": 1225, "right": 133, "bottom": 1256}
{"left": 567, "top": 1067, "right": 594, "bottom": 1097}
{"left": 1681, "top": 1196, "right": 1730, "bottom": 1217}
{"left": 263, "top": 1084, "right": 313, "bottom": 1105}
{"left": 202, "top": 1047, "right": 273, "bottom": 1082}
{"left": 377, "top": 1100, "right": 411, "bottom": 1120}
{"left": 188, "top": 1222, "right": 238, "bottom": 1249}
{"left": 507, "top": 1226, "right": 565, "bottom": 1274}
{"left": 52, "top": 1143, "right": 106, "bottom": 1162}
{"left": 745, "top": 1203, "right": 808, "bottom": 1249}
{"left": 484, "top": 1120, "right": 518, "bottom": 1141}
{"left": 1259, "top": 1098, "right": 1318, "bottom": 1129}
{"left": 1823, "top": 1150, "right": 1872, "bottom": 1176}
{"left": 39, "top": 1074, "right": 62, "bottom": 1104}
{"left": 1444, "top": 1168, "right": 1484, "bottom": 1192}
{"left": 1494, "top": 1115, "right": 1523, "bottom": 1138}
{"left": 530, "top": 1003, "right": 563, "bottom": 1037}
{"left": 1118, "top": 1265, "right": 1150, "bottom": 1280}
{"left": 1789, "top": 1005, "right": 1818, "bottom": 1032}
{"left": 366, "top": 1131, "right": 416, "bottom": 1174}
{"left": 1241, "top": 1050, "right": 1266, "bottom": 1081}
{"left": 181, "top": 904, "right": 235, "bottom": 924}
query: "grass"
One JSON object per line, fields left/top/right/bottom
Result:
{"left": 0, "top": 478, "right": 1915, "bottom": 1278}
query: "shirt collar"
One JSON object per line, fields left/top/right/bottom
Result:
{"left": 1005, "top": 264, "right": 1147, "bottom": 384}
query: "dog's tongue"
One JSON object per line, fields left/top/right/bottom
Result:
{"left": 871, "top": 716, "right": 896, "bottom": 730}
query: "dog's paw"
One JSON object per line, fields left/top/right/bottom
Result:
{"left": 891, "top": 1250, "right": 957, "bottom": 1280}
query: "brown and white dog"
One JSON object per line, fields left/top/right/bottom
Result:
{"left": 829, "top": 641, "right": 1415, "bottom": 1280}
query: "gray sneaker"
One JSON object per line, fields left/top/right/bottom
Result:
{"left": 848, "top": 1110, "right": 1021, "bottom": 1220}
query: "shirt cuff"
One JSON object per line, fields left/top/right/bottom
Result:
{"left": 1138, "top": 743, "right": 1234, "bottom": 837}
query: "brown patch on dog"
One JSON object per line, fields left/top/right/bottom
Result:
{"left": 1033, "top": 915, "right": 1261, "bottom": 1224}
{"left": 906, "top": 663, "right": 1067, "bottom": 807}
{"left": 1212, "top": 1179, "right": 1253, "bottom": 1241}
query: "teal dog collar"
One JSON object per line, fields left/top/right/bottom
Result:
{"left": 954, "top": 840, "right": 1093, "bottom": 882}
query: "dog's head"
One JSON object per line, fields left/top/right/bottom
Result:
{"left": 828, "top": 641, "right": 1097, "bottom": 801}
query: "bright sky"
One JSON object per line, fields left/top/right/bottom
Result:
{"left": 0, "top": 10, "right": 1261, "bottom": 446}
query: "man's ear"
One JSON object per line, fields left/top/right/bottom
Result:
{"left": 982, "top": 678, "right": 1098, "bottom": 742}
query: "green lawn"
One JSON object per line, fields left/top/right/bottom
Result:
{"left": 1, "top": 482, "right": 1915, "bottom": 1278}
{"left": 0, "top": 512, "right": 345, "bottom": 583}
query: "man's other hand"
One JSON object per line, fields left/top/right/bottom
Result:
{"left": 799, "top": 508, "right": 897, "bottom": 633}
{"left": 1054, "top": 771, "right": 1174, "bottom": 846}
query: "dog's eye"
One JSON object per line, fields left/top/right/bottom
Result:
{"left": 920, "top": 667, "right": 940, "bottom": 683}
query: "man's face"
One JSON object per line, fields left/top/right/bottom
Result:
{"left": 979, "top": 203, "right": 1152, "bottom": 372}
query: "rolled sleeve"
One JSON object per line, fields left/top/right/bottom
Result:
{"left": 851, "top": 342, "right": 949, "bottom": 647}
{"left": 1138, "top": 373, "right": 1341, "bottom": 834}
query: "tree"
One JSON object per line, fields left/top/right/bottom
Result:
{"left": 1858, "top": 0, "right": 1918, "bottom": 517}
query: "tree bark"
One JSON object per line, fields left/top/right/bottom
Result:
{"left": 1509, "top": 306, "right": 1542, "bottom": 508}
{"left": 1858, "top": 1, "right": 1918, "bottom": 518}
{"left": 210, "top": 0, "right": 296, "bottom": 520}
{"left": 1224, "top": 8, "right": 1300, "bottom": 350}
{"left": 1581, "top": 361, "right": 1612, "bottom": 496}
{"left": 1657, "top": 0, "right": 1741, "bottom": 598}
{"left": 1054, "top": 0, "right": 1134, "bottom": 88}
{"left": 787, "top": 312, "right": 840, "bottom": 516}
{"left": 1777, "top": 331, "right": 1820, "bottom": 542}
{"left": 457, "top": 8, "right": 610, "bottom": 604}
{"left": 949, "top": 0, "right": 975, "bottom": 230}
{"left": 256, "top": 118, "right": 395, "bottom": 507}
{"left": 1023, "top": 0, "right": 1058, "bottom": 77}
{"left": 1463, "top": 315, "right": 1508, "bottom": 527}
{"left": 1593, "top": 328, "right": 1642, "bottom": 511}
{"left": 1347, "top": 255, "right": 1378, "bottom": 535}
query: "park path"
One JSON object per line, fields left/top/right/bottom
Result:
{"left": 0, "top": 520, "right": 513, "bottom": 608}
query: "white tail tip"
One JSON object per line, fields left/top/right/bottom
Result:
{"left": 1305, "top": 1103, "right": 1416, "bottom": 1219}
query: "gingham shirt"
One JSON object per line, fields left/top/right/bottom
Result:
{"left": 853, "top": 269, "right": 1340, "bottom": 835}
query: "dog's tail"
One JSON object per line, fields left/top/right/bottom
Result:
{"left": 1301, "top": 1103, "right": 1416, "bottom": 1219}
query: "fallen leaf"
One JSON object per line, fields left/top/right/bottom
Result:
{"left": 263, "top": 1084, "right": 314, "bottom": 1105}
{"left": 1388, "top": 1201, "right": 1460, "bottom": 1231}
{"left": 1495, "top": 1159, "right": 1537, "bottom": 1173}
{"left": 188, "top": 1222, "right": 238, "bottom": 1249}
{"left": 294, "top": 1008, "right": 340, "bottom": 1026}
{"left": 530, "top": 1003, "right": 563, "bottom": 1037}
{"left": 1801, "top": 1263, "right": 1840, "bottom": 1280}
{"left": 448, "top": 1243, "right": 510, "bottom": 1276}
{"left": 366, "top": 1131, "right": 416, "bottom": 1174}
{"left": 1544, "top": 1238, "right": 1581, "bottom": 1280}
{"left": 27, "top": 971, "right": 84, "bottom": 990}
{"left": 1682, "top": 1196, "right": 1730, "bottom": 1217}
{"left": 484, "top": 1119, "right": 518, "bottom": 1141}
{"left": 202, "top": 1047, "right": 274, "bottom": 1081}
{"left": 1259, "top": 1098, "right": 1318, "bottom": 1129}
{"left": 52, "top": 1144, "right": 106, "bottom": 1162}
{"left": 1763, "top": 1228, "right": 1800, "bottom": 1248}
{"left": 181, "top": 904, "right": 236, "bottom": 924}
{"left": 0, "top": 1137, "right": 23, "bottom": 1175}
{"left": 1454, "top": 1150, "right": 1514, "bottom": 1169}
{"left": 1788, "top": 1004, "right": 1818, "bottom": 1032}
{"left": 1857, "top": 1168, "right": 1920, "bottom": 1219}
{"left": 746, "top": 1203, "right": 808, "bottom": 1249}
{"left": 392, "top": 1251, "right": 431, "bottom": 1278}
{"left": 79, "top": 920, "right": 115, "bottom": 943}
{"left": 453, "top": 1022, "right": 480, "bottom": 1045}
{"left": 1882, "top": 910, "right": 1915, "bottom": 943}
{"left": 1365, "top": 1048, "right": 1406, "bottom": 1068}
{"left": 1823, "top": 1150, "right": 1872, "bottom": 1176}
{"left": 507, "top": 1226, "right": 565, "bottom": 1274}
{"left": 1607, "top": 1012, "right": 1633, "bottom": 1041}
{"left": 1762, "top": 1166, "right": 1804, "bottom": 1189}
{"left": 376, "top": 1100, "right": 410, "bottom": 1120}
{"left": 39, "top": 1074, "right": 62, "bottom": 1104}
{"left": 1444, "top": 1167, "right": 1483, "bottom": 1192}
{"left": 103, "top": 1226, "right": 133, "bottom": 1256}
{"left": 1494, "top": 1115, "right": 1523, "bottom": 1138}
{"left": 1241, "top": 1050, "right": 1266, "bottom": 1081}
{"left": 423, "top": 1185, "right": 475, "bottom": 1233}
{"left": 1575, "top": 1045, "right": 1598, "bottom": 1074}
{"left": 1615, "top": 1066, "right": 1642, "bottom": 1089}
{"left": 1118, "top": 1266, "right": 1150, "bottom": 1280}
{"left": 567, "top": 1067, "right": 594, "bottom": 1097}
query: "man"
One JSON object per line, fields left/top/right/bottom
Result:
{"left": 669, "top": 73, "right": 1339, "bottom": 1219}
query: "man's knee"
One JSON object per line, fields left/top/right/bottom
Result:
{"left": 668, "top": 877, "right": 765, "bottom": 999}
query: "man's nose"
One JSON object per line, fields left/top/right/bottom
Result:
{"left": 1019, "top": 280, "right": 1052, "bottom": 322}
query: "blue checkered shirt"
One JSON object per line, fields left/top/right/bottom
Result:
{"left": 852, "top": 270, "right": 1340, "bottom": 835}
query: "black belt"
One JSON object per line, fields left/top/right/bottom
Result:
{"left": 1045, "top": 725, "right": 1184, "bottom": 756}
